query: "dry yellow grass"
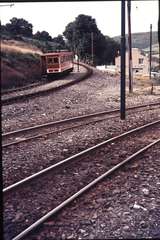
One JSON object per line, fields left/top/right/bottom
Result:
{"left": 1, "top": 39, "right": 42, "bottom": 88}
{"left": 1, "top": 40, "right": 43, "bottom": 55}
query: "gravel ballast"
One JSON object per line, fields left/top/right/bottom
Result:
{"left": 2, "top": 66, "right": 160, "bottom": 239}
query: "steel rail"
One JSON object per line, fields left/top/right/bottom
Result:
{"left": 12, "top": 138, "right": 160, "bottom": 240}
{"left": 2, "top": 109, "right": 118, "bottom": 137}
{"left": 2, "top": 102, "right": 160, "bottom": 138}
{"left": 2, "top": 104, "right": 160, "bottom": 148}
{"left": 3, "top": 119, "right": 160, "bottom": 194}
{"left": 1, "top": 82, "right": 42, "bottom": 95}
{"left": 2, "top": 62, "right": 92, "bottom": 105}
{"left": 1, "top": 61, "right": 81, "bottom": 95}
{"left": 2, "top": 114, "right": 120, "bottom": 148}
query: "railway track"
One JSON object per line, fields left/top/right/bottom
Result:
{"left": 3, "top": 119, "right": 160, "bottom": 240}
{"left": 1, "top": 62, "right": 92, "bottom": 105}
{"left": 2, "top": 102, "right": 160, "bottom": 148}
{"left": 1, "top": 81, "right": 46, "bottom": 95}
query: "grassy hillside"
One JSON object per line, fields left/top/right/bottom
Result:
{"left": 1, "top": 32, "right": 62, "bottom": 89}
{"left": 1, "top": 38, "right": 43, "bottom": 89}
{"left": 143, "top": 43, "right": 159, "bottom": 55}
{"left": 113, "top": 31, "right": 158, "bottom": 51}
{"left": 1, "top": 33, "right": 69, "bottom": 90}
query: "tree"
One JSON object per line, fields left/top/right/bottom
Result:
{"left": 52, "top": 34, "right": 67, "bottom": 50}
{"left": 0, "top": 23, "right": 8, "bottom": 35}
{"left": 5, "top": 17, "right": 33, "bottom": 37}
{"left": 52, "top": 35, "right": 65, "bottom": 45}
{"left": 63, "top": 15, "right": 98, "bottom": 58}
{"left": 104, "top": 36, "right": 120, "bottom": 64}
{"left": 63, "top": 14, "right": 120, "bottom": 65}
{"left": 33, "top": 31, "right": 52, "bottom": 41}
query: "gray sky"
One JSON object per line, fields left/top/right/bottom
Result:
{"left": 0, "top": 1, "right": 158, "bottom": 38}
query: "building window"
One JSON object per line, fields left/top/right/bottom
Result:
{"left": 139, "top": 58, "right": 144, "bottom": 64}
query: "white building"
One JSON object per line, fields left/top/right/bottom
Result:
{"left": 115, "top": 48, "right": 149, "bottom": 76}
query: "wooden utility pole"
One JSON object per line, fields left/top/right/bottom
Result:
{"left": 127, "top": 0, "right": 133, "bottom": 93}
{"left": 150, "top": 24, "right": 153, "bottom": 94}
{"left": 120, "top": 0, "right": 126, "bottom": 120}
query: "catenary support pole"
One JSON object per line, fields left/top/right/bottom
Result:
{"left": 150, "top": 24, "right": 153, "bottom": 94}
{"left": 158, "top": 0, "right": 160, "bottom": 70}
{"left": 120, "top": 0, "right": 126, "bottom": 120}
{"left": 127, "top": 0, "right": 133, "bottom": 93}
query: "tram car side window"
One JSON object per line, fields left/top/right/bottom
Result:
{"left": 54, "top": 58, "right": 59, "bottom": 63}
{"left": 47, "top": 57, "right": 59, "bottom": 64}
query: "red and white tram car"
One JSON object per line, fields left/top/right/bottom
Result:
{"left": 41, "top": 51, "right": 74, "bottom": 77}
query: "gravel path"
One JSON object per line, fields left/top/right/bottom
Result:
{"left": 2, "top": 66, "right": 160, "bottom": 239}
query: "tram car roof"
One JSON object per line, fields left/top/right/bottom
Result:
{"left": 41, "top": 51, "right": 73, "bottom": 57}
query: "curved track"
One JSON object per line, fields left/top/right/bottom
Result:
{"left": 1, "top": 82, "right": 44, "bottom": 95}
{"left": 4, "top": 119, "right": 160, "bottom": 240}
{"left": 2, "top": 62, "right": 93, "bottom": 105}
{"left": 2, "top": 102, "right": 160, "bottom": 148}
